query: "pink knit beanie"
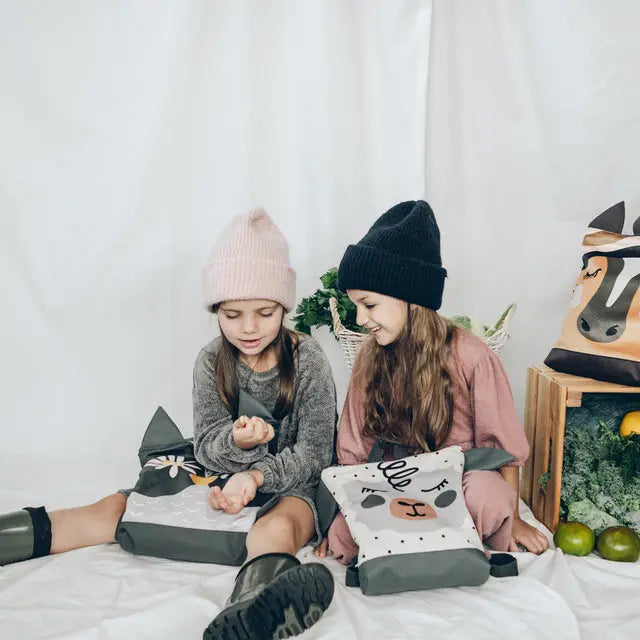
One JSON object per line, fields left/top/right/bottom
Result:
{"left": 202, "top": 208, "right": 296, "bottom": 311}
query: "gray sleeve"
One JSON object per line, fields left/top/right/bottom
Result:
{"left": 252, "top": 339, "right": 337, "bottom": 494}
{"left": 192, "top": 346, "right": 267, "bottom": 473}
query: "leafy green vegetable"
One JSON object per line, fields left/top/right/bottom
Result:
{"left": 561, "top": 395, "right": 640, "bottom": 535}
{"left": 293, "top": 268, "right": 358, "bottom": 335}
{"left": 566, "top": 498, "right": 620, "bottom": 534}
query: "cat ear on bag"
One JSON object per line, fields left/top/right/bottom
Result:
{"left": 137, "top": 407, "right": 193, "bottom": 466}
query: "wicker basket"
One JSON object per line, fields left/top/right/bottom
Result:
{"left": 329, "top": 297, "right": 516, "bottom": 373}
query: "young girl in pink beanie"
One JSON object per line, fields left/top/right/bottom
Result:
{"left": 197, "top": 209, "right": 337, "bottom": 639}
{"left": 0, "top": 209, "right": 337, "bottom": 640}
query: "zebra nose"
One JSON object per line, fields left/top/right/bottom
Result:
{"left": 581, "top": 316, "right": 619, "bottom": 336}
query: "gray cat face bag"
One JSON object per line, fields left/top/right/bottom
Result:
{"left": 116, "top": 391, "right": 275, "bottom": 565}
{"left": 318, "top": 445, "right": 518, "bottom": 595}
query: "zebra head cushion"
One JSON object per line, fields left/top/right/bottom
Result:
{"left": 546, "top": 201, "right": 640, "bottom": 385}
{"left": 320, "top": 445, "right": 516, "bottom": 595}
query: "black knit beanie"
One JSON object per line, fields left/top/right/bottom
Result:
{"left": 338, "top": 200, "right": 447, "bottom": 310}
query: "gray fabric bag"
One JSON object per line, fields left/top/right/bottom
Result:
{"left": 318, "top": 444, "right": 517, "bottom": 595}
{"left": 116, "top": 391, "right": 275, "bottom": 565}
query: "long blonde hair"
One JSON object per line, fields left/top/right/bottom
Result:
{"left": 210, "top": 305, "right": 299, "bottom": 420}
{"left": 360, "top": 305, "right": 456, "bottom": 452}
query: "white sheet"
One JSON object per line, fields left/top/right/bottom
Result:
{"left": 1, "top": 470, "right": 638, "bottom": 640}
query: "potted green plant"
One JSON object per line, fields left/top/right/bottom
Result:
{"left": 293, "top": 267, "right": 359, "bottom": 335}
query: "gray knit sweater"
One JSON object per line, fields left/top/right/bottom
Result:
{"left": 192, "top": 335, "right": 337, "bottom": 501}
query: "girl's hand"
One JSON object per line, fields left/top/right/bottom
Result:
{"left": 208, "top": 471, "right": 258, "bottom": 514}
{"left": 314, "top": 538, "right": 330, "bottom": 559}
{"left": 509, "top": 516, "right": 550, "bottom": 554}
{"left": 233, "top": 415, "right": 275, "bottom": 450}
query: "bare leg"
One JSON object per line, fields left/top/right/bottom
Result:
{"left": 244, "top": 496, "right": 314, "bottom": 562}
{"left": 50, "top": 493, "right": 127, "bottom": 554}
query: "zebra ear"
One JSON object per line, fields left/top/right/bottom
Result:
{"left": 633, "top": 215, "right": 640, "bottom": 236}
{"left": 589, "top": 201, "right": 625, "bottom": 233}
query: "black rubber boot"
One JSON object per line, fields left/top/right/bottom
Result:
{"left": 203, "top": 552, "right": 334, "bottom": 640}
{"left": 0, "top": 507, "right": 51, "bottom": 566}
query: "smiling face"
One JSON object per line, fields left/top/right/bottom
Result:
{"left": 342, "top": 463, "right": 466, "bottom": 534}
{"left": 347, "top": 289, "right": 408, "bottom": 346}
{"left": 217, "top": 299, "right": 284, "bottom": 358}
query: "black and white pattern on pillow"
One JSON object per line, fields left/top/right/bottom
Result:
{"left": 320, "top": 445, "right": 517, "bottom": 595}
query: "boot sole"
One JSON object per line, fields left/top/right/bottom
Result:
{"left": 204, "top": 562, "right": 334, "bottom": 640}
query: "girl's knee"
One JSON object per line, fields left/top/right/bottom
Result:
{"left": 249, "top": 513, "right": 297, "bottom": 546}
{"left": 463, "top": 471, "right": 515, "bottom": 516}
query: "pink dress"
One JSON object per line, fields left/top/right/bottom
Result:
{"left": 327, "top": 329, "right": 529, "bottom": 564}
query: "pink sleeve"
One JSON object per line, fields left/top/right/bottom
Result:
{"left": 470, "top": 352, "right": 530, "bottom": 467}
{"left": 336, "top": 359, "right": 376, "bottom": 465}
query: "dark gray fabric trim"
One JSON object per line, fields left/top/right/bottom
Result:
{"left": 489, "top": 552, "right": 518, "bottom": 577}
{"left": 116, "top": 521, "right": 248, "bottom": 566}
{"left": 463, "top": 447, "right": 515, "bottom": 472}
{"left": 23, "top": 506, "right": 51, "bottom": 558}
{"left": 315, "top": 482, "right": 339, "bottom": 537}
{"left": 358, "top": 548, "right": 490, "bottom": 595}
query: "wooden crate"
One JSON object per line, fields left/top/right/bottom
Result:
{"left": 520, "top": 365, "right": 639, "bottom": 532}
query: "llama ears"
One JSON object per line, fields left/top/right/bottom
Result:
{"left": 463, "top": 448, "right": 515, "bottom": 472}
{"left": 137, "top": 407, "right": 190, "bottom": 466}
{"left": 589, "top": 201, "right": 626, "bottom": 234}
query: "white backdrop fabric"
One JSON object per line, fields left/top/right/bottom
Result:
{"left": 427, "top": 0, "right": 640, "bottom": 407}
{"left": 1, "top": 0, "right": 639, "bottom": 498}
{"left": 0, "top": 0, "right": 431, "bottom": 490}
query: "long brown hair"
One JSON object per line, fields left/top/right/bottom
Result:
{"left": 360, "top": 304, "right": 456, "bottom": 452}
{"left": 211, "top": 305, "right": 299, "bottom": 420}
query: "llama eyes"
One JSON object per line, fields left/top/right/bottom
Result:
{"left": 583, "top": 268, "right": 602, "bottom": 280}
{"left": 361, "top": 487, "right": 387, "bottom": 494}
{"left": 421, "top": 479, "right": 449, "bottom": 493}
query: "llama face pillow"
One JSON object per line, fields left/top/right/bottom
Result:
{"left": 320, "top": 445, "right": 514, "bottom": 595}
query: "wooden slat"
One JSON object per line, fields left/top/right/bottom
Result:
{"left": 566, "top": 390, "right": 583, "bottom": 407}
{"left": 531, "top": 374, "right": 553, "bottom": 522}
{"left": 520, "top": 367, "right": 539, "bottom": 507}
{"left": 544, "top": 381, "right": 568, "bottom": 531}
